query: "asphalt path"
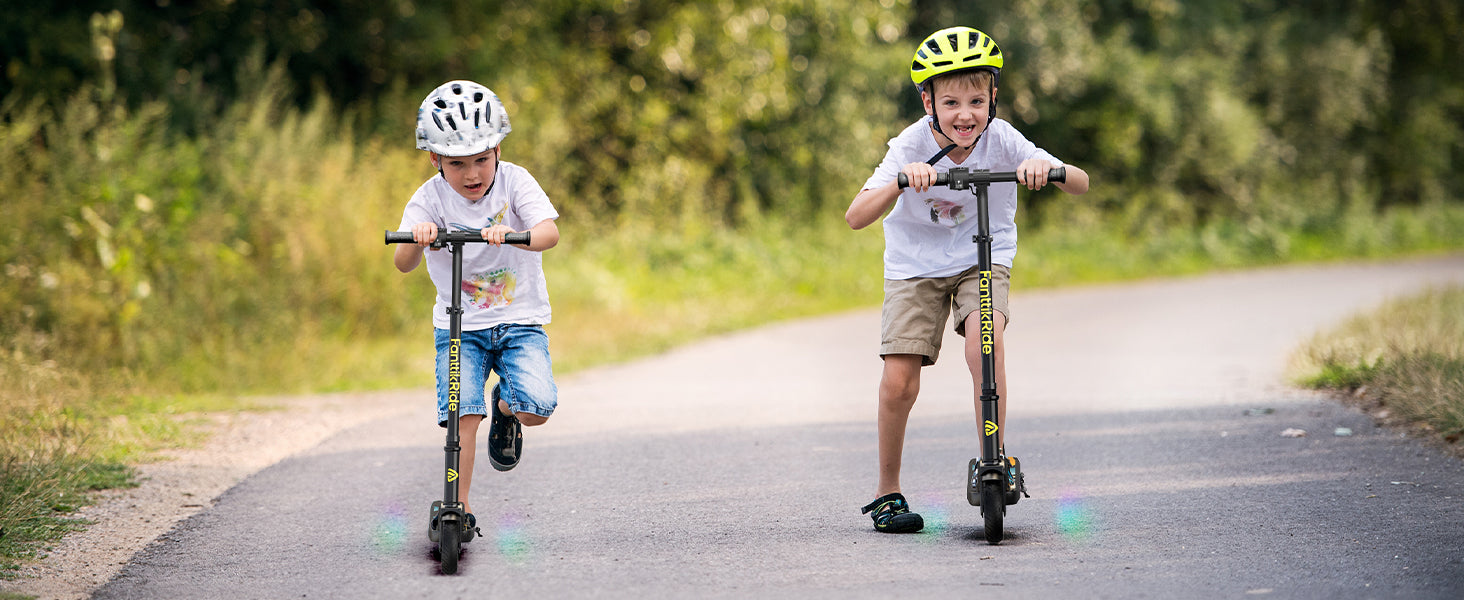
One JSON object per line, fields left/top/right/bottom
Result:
{"left": 95, "top": 255, "right": 1464, "bottom": 599}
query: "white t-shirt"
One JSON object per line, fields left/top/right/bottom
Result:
{"left": 398, "top": 161, "right": 559, "bottom": 330}
{"left": 863, "top": 116, "right": 1060, "bottom": 279}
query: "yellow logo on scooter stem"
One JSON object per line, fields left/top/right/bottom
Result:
{"left": 979, "top": 270, "right": 994, "bottom": 355}
{"left": 447, "top": 339, "right": 461, "bottom": 412}
{"left": 447, "top": 468, "right": 458, "bottom": 483}
{"left": 984, "top": 420, "right": 999, "bottom": 436}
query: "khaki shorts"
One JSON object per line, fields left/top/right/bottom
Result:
{"left": 880, "top": 264, "right": 1010, "bottom": 366}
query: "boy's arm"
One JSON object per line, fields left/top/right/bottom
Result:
{"left": 484, "top": 219, "right": 559, "bottom": 251}
{"left": 525, "top": 218, "right": 559, "bottom": 252}
{"left": 1053, "top": 164, "right": 1089, "bottom": 195}
{"left": 849, "top": 161, "right": 936, "bottom": 229}
{"left": 846, "top": 184, "right": 899, "bottom": 230}
{"left": 846, "top": 162, "right": 939, "bottom": 230}
{"left": 393, "top": 222, "right": 439, "bottom": 273}
{"left": 1016, "top": 159, "right": 1090, "bottom": 195}
{"left": 394, "top": 244, "right": 424, "bottom": 273}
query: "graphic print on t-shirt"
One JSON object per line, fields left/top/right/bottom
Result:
{"left": 449, "top": 201, "right": 518, "bottom": 310}
{"left": 462, "top": 267, "right": 517, "bottom": 309}
{"left": 927, "top": 198, "right": 967, "bottom": 226}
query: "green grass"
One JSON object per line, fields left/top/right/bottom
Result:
{"left": 1291, "top": 285, "right": 1464, "bottom": 444}
{"left": 0, "top": 456, "right": 130, "bottom": 580}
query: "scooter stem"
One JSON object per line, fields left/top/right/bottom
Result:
{"left": 444, "top": 241, "right": 465, "bottom": 506}
{"left": 970, "top": 175, "right": 1003, "bottom": 467}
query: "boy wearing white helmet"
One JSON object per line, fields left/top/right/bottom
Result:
{"left": 394, "top": 80, "right": 561, "bottom": 530}
{"left": 846, "top": 28, "right": 1090, "bottom": 533}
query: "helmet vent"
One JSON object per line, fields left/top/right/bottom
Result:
{"left": 416, "top": 81, "right": 512, "bottom": 155}
{"left": 909, "top": 28, "right": 1003, "bottom": 88}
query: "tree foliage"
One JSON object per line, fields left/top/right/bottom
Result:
{"left": 2, "top": 0, "right": 1462, "bottom": 380}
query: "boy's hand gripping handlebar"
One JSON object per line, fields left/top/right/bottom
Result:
{"left": 897, "top": 166, "right": 1066, "bottom": 190}
{"left": 385, "top": 229, "right": 530, "bottom": 248}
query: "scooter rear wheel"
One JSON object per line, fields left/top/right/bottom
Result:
{"left": 981, "top": 480, "right": 1004, "bottom": 544}
{"left": 438, "top": 522, "right": 461, "bottom": 574}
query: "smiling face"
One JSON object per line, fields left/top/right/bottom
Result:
{"left": 922, "top": 71, "right": 995, "bottom": 147}
{"left": 432, "top": 147, "right": 499, "bottom": 200}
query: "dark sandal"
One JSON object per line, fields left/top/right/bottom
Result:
{"left": 861, "top": 492, "right": 924, "bottom": 533}
{"left": 487, "top": 390, "right": 523, "bottom": 472}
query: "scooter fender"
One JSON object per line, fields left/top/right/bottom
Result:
{"left": 429, "top": 501, "right": 466, "bottom": 543}
{"left": 967, "top": 458, "right": 1008, "bottom": 506}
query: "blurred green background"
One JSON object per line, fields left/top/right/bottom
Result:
{"left": 2, "top": 0, "right": 1462, "bottom": 577}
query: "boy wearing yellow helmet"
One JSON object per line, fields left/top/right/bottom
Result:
{"left": 846, "top": 27, "right": 1090, "bottom": 533}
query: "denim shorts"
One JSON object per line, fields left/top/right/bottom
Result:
{"left": 434, "top": 324, "right": 558, "bottom": 426}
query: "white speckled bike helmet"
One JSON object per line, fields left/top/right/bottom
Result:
{"left": 415, "top": 80, "right": 511, "bottom": 156}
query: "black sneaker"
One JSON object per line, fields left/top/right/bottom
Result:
{"left": 861, "top": 492, "right": 924, "bottom": 533}
{"left": 487, "top": 391, "right": 522, "bottom": 472}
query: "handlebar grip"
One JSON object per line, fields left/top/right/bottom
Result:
{"left": 1048, "top": 166, "right": 1066, "bottom": 183}
{"left": 897, "top": 173, "right": 950, "bottom": 189}
{"left": 385, "top": 230, "right": 415, "bottom": 244}
{"left": 504, "top": 232, "right": 530, "bottom": 246}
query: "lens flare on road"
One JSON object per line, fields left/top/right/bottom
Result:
{"left": 1055, "top": 488, "right": 1095, "bottom": 542}
{"left": 914, "top": 492, "right": 950, "bottom": 537}
{"left": 493, "top": 513, "right": 531, "bottom": 560}
{"left": 370, "top": 503, "right": 410, "bottom": 555}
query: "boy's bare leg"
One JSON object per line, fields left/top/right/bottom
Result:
{"left": 963, "top": 310, "right": 1008, "bottom": 447}
{"left": 457, "top": 414, "right": 484, "bottom": 514}
{"left": 877, "top": 354, "right": 924, "bottom": 496}
{"left": 497, "top": 398, "right": 548, "bottom": 426}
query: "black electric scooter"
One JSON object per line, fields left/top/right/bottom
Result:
{"left": 385, "top": 227, "right": 530, "bottom": 574}
{"left": 898, "top": 166, "right": 1063, "bottom": 544}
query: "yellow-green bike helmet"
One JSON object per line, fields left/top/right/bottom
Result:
{"left": 910, "top": 26, "right": 1004, "bottom": 88}
{"left": 910, "top": 27, "right": 1004, "bottom": 159}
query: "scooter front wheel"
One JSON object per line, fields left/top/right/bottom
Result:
{"left": 438, "top": 523, "right": 461, "bottom": 574}
{"left": 981, "top": 480, "right": 1004, "bottom": 544}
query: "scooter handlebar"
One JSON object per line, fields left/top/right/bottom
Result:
{"left": 897, "top": 166, "right": 1066, "bottom": 189}
{"left": 384, "top": 229, "right": 531, "bottom": 246}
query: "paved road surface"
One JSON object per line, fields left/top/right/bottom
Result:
{"left": 95, "top": 256, "right": 1464, "bottom": 599}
